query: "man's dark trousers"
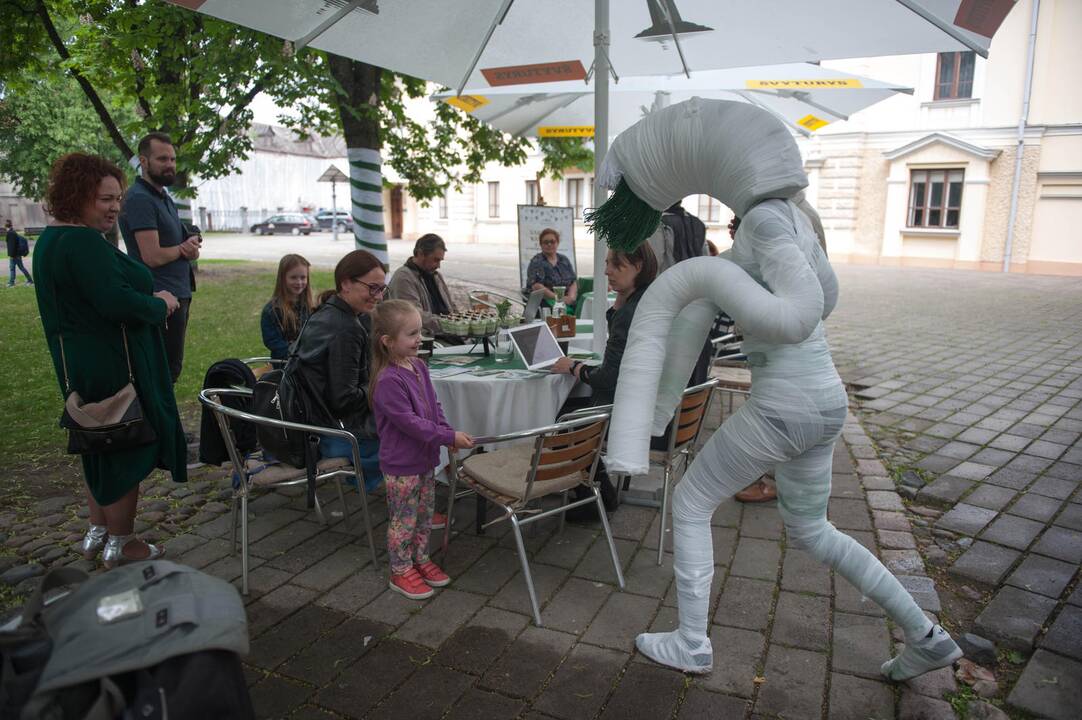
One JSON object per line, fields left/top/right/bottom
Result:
{"left": 163, "top": 297, "right": 192, "bottom": 383}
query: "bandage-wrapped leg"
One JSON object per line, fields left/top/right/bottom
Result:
{"left": 776, "top": 437, "right": 960, "bottom": 681}
{"left": 636, "top": 405, "right": 776, "bottom": 673}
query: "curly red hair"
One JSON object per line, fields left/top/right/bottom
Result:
{"left": 45, "top": 153, "right": 126, "bottom": 223}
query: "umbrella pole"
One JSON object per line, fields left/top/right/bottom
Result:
{"left": 332, "top": 178, "right": 339, "bottom": 242}
{"left": 592, "top": 0, "right": 609, "bottom": 355}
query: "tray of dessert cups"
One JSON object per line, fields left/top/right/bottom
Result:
{"left": 437, "top": 311, "right": 525, "bottom": 340}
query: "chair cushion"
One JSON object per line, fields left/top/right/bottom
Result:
{"left": 462, "top": 445, "right": 586, "bottom": 501}
{"left": 710, "top": 365, "right": 751, "bottom": 390}
{"left": 245, "top": 456, "right": 351, "bottom": 487}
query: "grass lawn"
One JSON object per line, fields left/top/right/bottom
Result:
{"left": 0, "top": 259, "right": 336, "bottom": 469}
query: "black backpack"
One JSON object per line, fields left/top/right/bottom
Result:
{"left": 16, "top": 234, "right": 28, "bottom": 257}
{"left": 198, "top": 359, "right": 258, "bottom": 466}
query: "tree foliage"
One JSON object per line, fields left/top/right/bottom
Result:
{"left": 537, "top": 137, "right": 595, "bottom": 180}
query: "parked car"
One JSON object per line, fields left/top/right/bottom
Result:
{"left": 250, "top": 213, "right": 314, "bottom": 236}
{"left": 314, "top": 210, "right": 353, "bottom": 232}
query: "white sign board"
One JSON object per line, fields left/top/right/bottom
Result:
{"left": 517, "top": 205, "right": 576, "bottom": 291}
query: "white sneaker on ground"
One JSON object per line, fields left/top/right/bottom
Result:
{"left": 635, "top": 631, "right": 713, "bottom": 674}
{"left": 881, "top": 625, "right": 963, "bottom": 681}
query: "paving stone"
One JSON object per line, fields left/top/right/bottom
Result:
{"left": 1032, "top": 526, "right": 1082, "bottom": 564}
{"left": 678, "top": 688, "right": 749, "bottom": 719}
{"left": 835, "top": 575, "right": 885, "bottom": 617}
{"left": 988, "top": 433, "right": 1032, "bottom": 452}
{"left": 1027, "top": 439, "right": 1069, "bottom": 460}
{"left": 539, "top": 577, "right": 611, "bottom": 635}
{"left": 898, "top": 575, "right": 942, "bottom": 614}
{"left": 980, "top": 514, "right": 1045, "bottom": 551}
{"left": 260, "top": 528, "right": 353, "bottom": 573}
{"left": 1055, "top": 502, "right": 1082, "bottom": 532}
{"left": 1042, "top": 605, "right": 1082, "bottom": 661}
{"left": 453, "top": 546, "right": 521, "bottom": 595}
{"left": 882, "top": 549, "right": 925, "bottom": 576}
{"left": 249, "top": 674, "right": 313, "bottom": 719}
{"left": 357, "top": 587, "right": 423, "bottom": 627}
{"left": 533, "top": 526, "right": 596, "bottom": 568}
{"left": 777, "top": 549, "right": 832, "bottom": 598}
{"left": 974, "top": 587, "right": 1057, "bottom": 651}
{"left": 866, "top": 491, "right": 906, "bottom": 512}
{"left": 246, "top": 584, "right": 320, "bottom": 639}
{"left": 917, "top": 476, "right": 974, "bottom": 505}
{"left": 772, "top": 591, "right": 830, "bottom": 651}
{"left": 957, "top": 633, "right": 997, "bottom": 666}
{"left": 397, "top": 588, "right": 487, "bottom": 649}
{"left": 1007, "top": 492, "right": 1064, "bottom": 522}
{"left": 292, "top": 543, "right": 370, "bottom": 591}
{"left": 433, "top": 607, "right": 528, "bottom": 675}
{"left": 986, "top": 467, "right": 1038, "bottom": 490}
{"left": 740, "top": 504, "right": 784, "bottom": 539}
{"left": 970, "top": 447, "right": 1018, "bottom": 467}
{"left": 480, "top": 626, "right": 575, "bottom": 698}
{"left": 728, "top": 537, "right": 781, "bottom": 581}
{"left": 833, "top": 611, "right": 891, "bottom": 679}
{"left": 829, "top": 498, "right": 872, "bottom": 531}
{"left": 598, "top": 662, "right": 683, "bottom": 720}
{"left": 711, "top": 501, "right": 741, "bottom": 528}
{"left": 581, "top": 591, "right": 660, "bottom": 651}
{"left": 377, "top": 664, "right": 474, "bottom": 720}
{"left": 898, "top": 690, "right": 957, "bottom": 719}
{"left": 490, "top": 562, "right": 569, "bottom": 613}
{"left": 445, "top": 689, "right": 525, "bottom": 720}
{"left": 534, "top": 643, "right": 624, "bottom": 720}
{"left": 828, "top": 672, "right": 894, "bottom": 720}
{"left": 1006, "top": 649, "right": 1082, "bottom": 720}
{"left": 755, "top": 645, "right": 827, "bottom": 718}
{"left": 713, "top": 576, "right": 775, "bottom": 631}
{"left": 1029, "top": 475, "right": 1077, "bottom": 500}
{"left": 963, "top": 484, "right": 1017, "bottom": 512}
{"left": 1006, "top": 554, "right": 1077, "bottom": 599}
{"left": 873, "top": 510, "right": 912, "bottom": 532}
{"left": 606, "top": 505, "right": 656, "bottom": 542}
{"left": 0, "top": 563, "right": 43, "bottom": 586}
{"left": 903, "top": 662, "right": 957, "bottom": 700}
{"left": 278, "top": 617, "right": 392, "bottom": 685}
{"left": 571, "top": 536, "right": 635, "bottom": 584}
{"left": 696, "top": 625, "right": 765, "bottom": 698}
{"left": 949, "top": 542, "right": 1021, "bottom": 586}
{"left": 314, "top": 568, "right": 388, "bottom": 614}
{"left": 878, "top": 529, "right": 917, "bottom": 550}
{"left": 315, "top": 638, "right": 417, "bottom": 716}
{"left": 862, "top": 475, "right": 896, "bottom": 491}
{"left": 934, "top": 504, "right": 997, "bottom": 536}
{"left": 176, "top": 536, "right": 233, "bottom": 570}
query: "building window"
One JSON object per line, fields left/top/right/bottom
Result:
{"left": 934, "top": 51, "right": 975, "bottom": 100}
{"left": 438, "top": 192, "right": 448, "bottom": 220}
{"left": 525, "top": 180, "right": 539, "bottom": 206}
{"left": 567, "top": 178, "right": 584, "bottom": 218}
{"left": 908, "top": 169, "right": 964, "bottom": 228}
{"left": 488, "top": 182, "right": 500, "bottom": 218}
{"left": 697, "top": 195, "right": 722, "bottom": 223}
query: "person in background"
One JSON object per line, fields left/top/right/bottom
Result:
{"left": 261, "top": 254, "right": 315, "bottom": 360}
{"left": 33, "top": 153, "right": 184, "bottom": 567}
{"left": 370, "top": 299, "right": 474, "bottom": 599}
{"left": 118, "top": 132, "right": 201, "bottom": 384}
{"left": 5, "top": 219, "right": 33, "bottom": 287}
{"left": 551, "top": 242, "right": 658, "bottom": 521}
{"left": 525, "top": 228, "right": 577, "bottom": 312}
{"left": 387, "top": 233, "right": 457, "bottom": 335}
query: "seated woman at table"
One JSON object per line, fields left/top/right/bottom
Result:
{"left": 261, "top": 253, "right": 315, "bottom": 360}
{"left": 550, "top": 242, "right": 658, "bottom": 520}
{"left": 525, "top": 228, "right": 578, "bottom": 313}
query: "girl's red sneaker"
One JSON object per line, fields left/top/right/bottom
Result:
{"left": 414, "top": 561, "right": 451, "bottom": 587}
{"left": 389, "top": 567, "right": 434, "bottom": 599}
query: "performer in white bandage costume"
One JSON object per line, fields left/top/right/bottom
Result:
{"left": 589, "top": 99, "right": 962, "bottom": 681}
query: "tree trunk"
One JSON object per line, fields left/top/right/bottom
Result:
{"left": 327, "top": 56, "right": 388, "bottom": 266}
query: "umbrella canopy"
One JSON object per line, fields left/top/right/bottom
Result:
{"left": 173, "top": 1, "right": 1002, "bottom": 91}
{"left": 431, "top": 64, "right": 913, "bottom": 138}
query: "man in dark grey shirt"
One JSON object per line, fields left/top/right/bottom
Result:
{"left": 119, "top": 132, "right": 201, "bottom": 383}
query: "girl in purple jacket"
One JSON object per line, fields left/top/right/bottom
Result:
{"left": 370, "top": 300, "right": 474, "bottom": 599}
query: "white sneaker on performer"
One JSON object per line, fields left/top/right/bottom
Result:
{"left": 635, "top": 631, "right": 713, "bottom": 674}
{"left": 880, "top": 625, "right": 963, "bottom": 681}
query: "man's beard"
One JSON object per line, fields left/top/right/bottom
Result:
{"left": 148, "top": 169, "right": 176, "bottom": 187}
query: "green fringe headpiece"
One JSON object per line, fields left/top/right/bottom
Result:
{"left": 585, "top": 177, "right": 662, "bottom": 252}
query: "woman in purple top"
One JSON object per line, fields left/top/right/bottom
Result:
{"left": 370, "top": 299, "right": 475, "bottom": 600}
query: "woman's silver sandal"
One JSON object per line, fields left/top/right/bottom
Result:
{"left": 80, "top": 524, "right": 108, "bottom": 560}
{"left": 102, "top": 534, "right": 164, "bottom": 569}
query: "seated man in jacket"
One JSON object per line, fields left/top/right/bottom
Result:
{"left": 387, "top": 233, "right": 457, "bottom": 335}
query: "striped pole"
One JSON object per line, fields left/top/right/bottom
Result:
{"left": 348, "top": 147, "right": 388, "bottom": 265}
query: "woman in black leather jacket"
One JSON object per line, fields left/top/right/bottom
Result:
{"left": 290, "top": 249, "right": 386, "bottom": 490}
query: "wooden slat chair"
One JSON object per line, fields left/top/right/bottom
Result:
{"left": 653, "top": 379, "right": 719, "bottom": 564}
{"left": 446, "top": 412, "right": 624, "bottom": 625}
{"left": 198, "top": 388, "right": 380, "bottom": 595}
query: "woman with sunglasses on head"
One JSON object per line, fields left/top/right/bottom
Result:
{"left": 286, "top": 250, "right": 387, "bottom": 491}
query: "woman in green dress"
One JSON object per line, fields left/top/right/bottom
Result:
{"left": 33, "top": 153, "right": 186, "bottom": 568}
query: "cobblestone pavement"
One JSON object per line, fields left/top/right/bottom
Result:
{"left": 827, "top": 265, "right": 1082, "bottom": 720}
{"left": 1, "top": 263, "right": 1078, "bottom": 719}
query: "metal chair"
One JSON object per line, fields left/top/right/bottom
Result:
{"left": 198, "top": 388, "right": 381, "bottom": 595}
{"left": 446, "top": 412, "right": 624, "bottom": 625}
{"left": 709, "top": 334, "right": 751, "bottom": 421}
{"left": 653, "top": 379, "right": 719, "bottom": 564}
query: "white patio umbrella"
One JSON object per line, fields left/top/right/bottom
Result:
{"left": 172, "top": 0, "right": 1014, "bottom": 351}
{"left": 431, "top": 64, "right": 913, "bottom": 139}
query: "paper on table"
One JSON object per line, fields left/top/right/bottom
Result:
{"left": 429, "top": 366, "right": 473, "bottom": 378}
{"left": 431, "top": 355, "right": 479, "bottom": 367}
